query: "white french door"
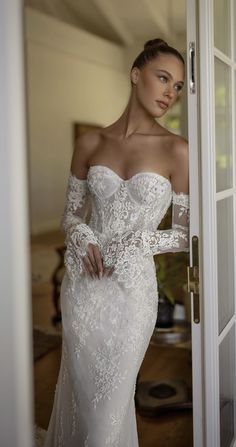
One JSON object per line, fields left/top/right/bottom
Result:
{"left": 187, "top": 0, "right": 236, "bottom": 446}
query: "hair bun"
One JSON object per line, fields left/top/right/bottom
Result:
{"left": 144, "top": 38, "right": 168, "bottom": 50}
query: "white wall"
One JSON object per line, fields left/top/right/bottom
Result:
{"left": 25, "top": 8, "right": 130, "bottom": 234}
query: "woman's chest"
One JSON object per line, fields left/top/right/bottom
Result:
{"left": 88, "top": 136, "right": 172, "bottom": 182}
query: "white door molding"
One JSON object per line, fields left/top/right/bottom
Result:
{"left": 0, "top": 1, "right": 34, "bottom": 446}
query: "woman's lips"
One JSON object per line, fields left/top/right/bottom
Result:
{"left": 156, "top": 100, "right": 168, "bottom": 109}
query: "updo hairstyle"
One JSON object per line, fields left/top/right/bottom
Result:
{"left": 131, "top": 38, "right": 185, "bottom": 70}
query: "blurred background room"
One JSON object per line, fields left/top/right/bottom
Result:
{"left": 24, "top": 1, "right": 193, "bottom": 445}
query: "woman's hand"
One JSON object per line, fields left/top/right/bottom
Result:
{"left": 81, "top": 243, "right": 114, "bottom": 279}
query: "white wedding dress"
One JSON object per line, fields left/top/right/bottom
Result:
{"left": 43, "top": 164, "right": 190, "bottom": 447}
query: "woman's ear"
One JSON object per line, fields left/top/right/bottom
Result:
{"left": 130, "top": 67, "right": 139, "bottom": 85}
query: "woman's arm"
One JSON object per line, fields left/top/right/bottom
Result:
{"left": 141, "top": 137, "right": 189, "bottom": 255}
{"left": 61, "top": 133, "right": 105, "bottom": 280}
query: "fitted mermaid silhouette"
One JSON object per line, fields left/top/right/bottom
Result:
{"left": 43, "top": 163, "right": 189, "bottom": 446}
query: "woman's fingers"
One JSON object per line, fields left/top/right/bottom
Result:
{"left": 82, "top": 243, "right": 103, "bottom": 279}
{"left": 92, "top": 245, "right": 104, "bottom": 278}
{"left": 82, "top": 254, "right": 97, "bottom": 278}
{"left": 103, "top": 266, "right": 114, "bottom": 277}
{"left": 87, "top": 244, "right": 99, "bottom": 275}
{"left": 82, "top": 243, "right": 114, "bottom": 279}
{"left": 82, "top": 262, "right": 113, "bottom": 279}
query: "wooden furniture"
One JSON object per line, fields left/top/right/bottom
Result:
{"left": 51, "top": 246, "right": 65, "bottom": 325}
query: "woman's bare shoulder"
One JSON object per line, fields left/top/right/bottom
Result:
{"left": 157, "top": 133, "right": 188, "bottom": 178}
{"left": 171, "top": 134, "right": 189, "bottom": 161}
{"left": 74, "top": 130, "right": 102, "bottom": 154}
{"left": 155, "top": 129, "right": 188, "bottom": 157}
{"left": 71, "top": 130, "right": 102, "bottom": 177}
{"left": 167, "top": 135, "right": 189, "bottom": 182}
{"left": 153, "top": 125, "right": 188, "bottom": 149}
{"left": 160, "top": 126, "right": 188, "bottom": 147}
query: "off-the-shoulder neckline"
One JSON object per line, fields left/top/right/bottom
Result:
{"left": 69, "top": 165, "right": 189, "bottom": 196}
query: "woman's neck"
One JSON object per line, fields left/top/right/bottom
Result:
{"left": 113, "top": 95, "right": 159, "bottom": 138}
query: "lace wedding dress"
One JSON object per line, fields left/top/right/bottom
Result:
{"left": 43, "top": 164, "right": 190, "bottom": 447}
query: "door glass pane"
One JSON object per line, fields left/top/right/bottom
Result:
{"left": 215, "top": 58, "right": 232, "bottom": 191}
{"left": 214, "top": 0, "right": 231, "bottom": 56}
{"left": 219, "top": 325, "right": 235, "bottom": 446}
{"left": 217, "top": 197, "right": 235, "bottom": 334}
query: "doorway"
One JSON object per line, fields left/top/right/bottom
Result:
{"left": 24, "top": 2, "right": 193, "bottom": 446}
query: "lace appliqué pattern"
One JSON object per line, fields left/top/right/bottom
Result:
{"left": 89, "top": 344, "right": 129, "bottom": 409}
{"left": 105, "top": 403, "right": 128, "bottom": 446}
{"left": 44, "top": 164, "right": 190, "bottom": 447}
{"left": 61, "top": 173, "right": 102, "bottom": 283}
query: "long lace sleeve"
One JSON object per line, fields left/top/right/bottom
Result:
{"left": 101, "top": 191, "right": 190, "bottom": 272}
{"left": 141, "top": 191, "right": 190, "bottom": 255}
{"left": 61, "top": 172, "right": 101, "bottom": 280}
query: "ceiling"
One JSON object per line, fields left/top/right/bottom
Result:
{"left": 25, "top": 0, "right": 186, "bottom": 49}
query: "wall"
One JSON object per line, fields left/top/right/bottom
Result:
{"left": 25, "top": 8, "right": 130, "bottom": 234}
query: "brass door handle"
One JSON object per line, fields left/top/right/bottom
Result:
{"left": 187, "top": 235, "right": 200, "bottom": 323}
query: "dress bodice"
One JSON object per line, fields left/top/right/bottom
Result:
{"left": 87, "top": 165, "right": 172, "bottom": 239}
{"left": 61, "top": 164, "right": 189, "bottom": 284}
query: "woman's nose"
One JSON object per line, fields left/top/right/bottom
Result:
{"left": 164, "top": 85, "right": 176, "bottom": 98}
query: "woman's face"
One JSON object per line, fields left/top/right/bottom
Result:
{"left": 131, "top": 53, "right": 185, "bottom": 118}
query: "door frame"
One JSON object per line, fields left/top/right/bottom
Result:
{"left": 198, "top": 0, "right": 220, "bottom": 444}
{"left": 186, "top": 0, "right": 205, "bottom": 445}
{"left": 195, "top": 0, "right": 236, "bottom": 445}
{"left": 0, "top": 1, "right": 34, "bottom": 446}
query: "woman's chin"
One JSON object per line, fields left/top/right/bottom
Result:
{"left": 153, "top": 110, "right": 167, "bottom": 119}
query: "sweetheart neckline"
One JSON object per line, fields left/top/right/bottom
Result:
{"left": 88, "top": 164, "right": 171, "bottom": 186}
{"left": 69, "top": 169, "right": 190, "bottom": 198}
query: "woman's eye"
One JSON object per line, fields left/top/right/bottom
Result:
{"left": 158, "top": 75, "right": 183, "bottom": 93}
{"left": 159, "top": 75, "right": 167, "bottom": 82}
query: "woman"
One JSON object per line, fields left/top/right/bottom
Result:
{"left": 43, "top": 38, "right": 190, "bottom": 447}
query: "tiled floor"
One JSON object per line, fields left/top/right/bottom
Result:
{"left": 32, "top": 230, "right": 193, "bottom": 447}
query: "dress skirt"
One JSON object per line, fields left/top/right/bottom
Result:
{"left": 43, "top": 256, "right": 159, "bottom": 447}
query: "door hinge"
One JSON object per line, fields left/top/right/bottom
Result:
{"left": 187, "top": 235, "right": 200, "bottom": 324}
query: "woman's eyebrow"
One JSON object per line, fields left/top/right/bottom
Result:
{"left": 155, "top": 69, "right": 184, "bottom": 85}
